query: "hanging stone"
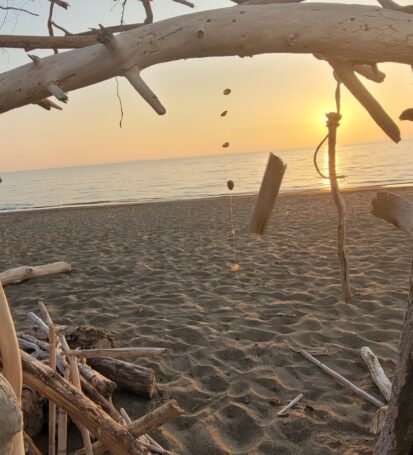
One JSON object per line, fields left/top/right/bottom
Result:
{"left": 222, "top": 142, "right": 230, "bottom": 148}
{"left": 231, "top": 264, "right": 240, "bottom": 273}
{"left": 227, "top": 180, "right": 234, "bottom": 191}
{"left": 223, "top": 88, "right": 231, "bottom": 95}
{"left": 221, "top": 110, "right": 228, "bottom": 117}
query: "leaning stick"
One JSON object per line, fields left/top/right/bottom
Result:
{"left": 277, "top": 393, "right": 304, "bottom": 416}
{"left": 361, "top": 347, "right": 392, "bottom": 402}
{"left": 24, "top": 432, "right": 43, "bottom": 455}
{"left": 38, "top": 302, "right": 57, "bottom": 455}
{"left": 0, "top": 284, "right": 25, "bottom": 455}
{"left": 71, "top": 347, "right": 167, "bottom": 359}
{"left": 300, "top": 349, "right": 385, "bottom": 407}
{"left": 59, "top": 336, "right": 93, "bottom": 455}
{"left": 326, "top": 112, "right": 352, "bottom": 303}
{"left": 73, "top": 400, "right": 183, "bottom": 455}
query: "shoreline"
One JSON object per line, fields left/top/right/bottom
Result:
{"left": 1, "top": 181, "right": 412, "bottom": 217}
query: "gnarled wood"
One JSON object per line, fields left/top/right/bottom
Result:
{"left": 372, "top": 192, "right": 413, "bottom": 237}
{"left": 361, "top": 347, "right": 392, "bottom": 402}
{"left": 0, "top": 4, "right": 413, "bottom": 119}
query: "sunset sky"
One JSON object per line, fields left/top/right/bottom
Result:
{"left": 1, "top": 0, "right": 413, "bottom": 172}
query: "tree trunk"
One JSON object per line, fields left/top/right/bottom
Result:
{"left": 0, "top": 4, "right": 412, "bottom": 115}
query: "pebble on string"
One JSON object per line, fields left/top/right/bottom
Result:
{"left": 231, "top": 264, "right": 240, "bottom": 273}
{"left": 223, "top": 88, "right": 231, "bottom": 95}
{"left": 222, "top": 142, "right": 230, "bottom": 148}
{"left": 227, "top": 180, "right": 234, "bottom": 191}
{"left": 221, "top": 110, "right": 228, "bottom": 117}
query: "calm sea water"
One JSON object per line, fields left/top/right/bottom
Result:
{"left": 1, "top": 141, "right": 412, "bottom": 212}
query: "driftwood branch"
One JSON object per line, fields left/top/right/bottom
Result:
{"left": 73, "top": 400, "right": 183, "bottom": 455}
{"left": 361, "top": 347, "right": 392, "bottom": 402}
{"left": 300, "top": 349, "right": 385, "bottom": 407}
{"left": 0, "top": 262, "right": 72, "bottom": 286}
{"left": 71, "top": 347, "right": 167, "bottom": 359}
{"left": 0, "top": 4, "right": 412, "bottom": 123}
{"left": 277, "top": 393, "right": 304, "bottom": 416}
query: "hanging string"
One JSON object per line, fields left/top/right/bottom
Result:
{"left": 313, "top": 81, "right": 345, "bottom": 180}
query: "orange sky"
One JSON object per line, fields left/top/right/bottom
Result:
{"left": 1, "top": 0, "right": 413, "bottom": 172}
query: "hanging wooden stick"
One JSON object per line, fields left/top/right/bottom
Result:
{"left": 326, "top": 110, "right": 352, "bottom": 303}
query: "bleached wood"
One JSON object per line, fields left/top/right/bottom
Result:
{"left": 71, "top": 347, "right": 167, "bottom": 359}
{"left": 372, "top": 192, "right": 413, "bottom": 237}
{"left": 0, "top": 374, "right": 23, "bottom": 455}
{"left": 300, "top": 349, "right": 385, "bottom": 407}
{"left": 326, "top": 112, "right": 352, "bottom": 303}
{"left": 0, "top": 262, "right": 72, "bottom": 286}
{"left": 277, "top": 393, "right": 304, "bottom": 416}
{"left": 20, "top": 350, "right": 147, "bottom": 455}
{"left": 370, "top": 406, "right": 388, "bottom": 435}
{"left": 249, "top": 153, "right": 286, "bottom": 235}
{"left": 361, "top": 347, "right": 392, "bottom": 402}
{"left": 1, "top": 4, "right": 413, "bottom": 117}
{"left": 0, "top": 284, "right": 24, "bottom": 455}
{"left": 59, "top": 336, "right": 93, "bottom": 455}
{"left": 57, "top": 368, "right": 69, "bottom": 455}
{"left": 73, "top": 400, "right": 183, "bottom": 455}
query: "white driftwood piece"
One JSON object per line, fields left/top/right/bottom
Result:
{"left": 372, "top": 192, "right": 413, "bottom": 237}
{"left": 277, "top": 393, "right": 304, "bottom": 416}
{"left": 300, "top": 349, "right": 385, "bottom": 407}
{"left": 0, "top": 284, "right": 24, "bottom": 455}
{"left": 0, "top": 262, "right": 72, "bottom": 286}
{"left": 71, "top": 347, "right": 167, "bottom": 359}
{"left": 360, "top": 347, "right": 392, "bottom": 402}
{"left": 0, "top": 4, "right": 412, "bottom": 123}
{"left": 0, "top": 374, "right": 23, "bottom": 455}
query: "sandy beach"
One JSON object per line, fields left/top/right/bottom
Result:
{"left": 1, "top": 186, "right": 412, "bottom": 455}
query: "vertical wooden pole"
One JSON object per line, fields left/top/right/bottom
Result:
{"left": 326, "top": 112, "right": 352, "bottom": 303}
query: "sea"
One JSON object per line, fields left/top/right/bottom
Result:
{"left": 1, "top": 141, "right": 412, "bottom": 213}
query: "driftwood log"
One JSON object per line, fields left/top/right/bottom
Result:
{"left": 0, "top": 262, "right": 71, "bottom": 286}
{"left": 0, "top": 374, "right": 23, "bottom": 455}
{"left": 21, "top": 387, "right": 45, "bottom": 438}
{"left": 360, "top": 346, "right": 392, "bottom": 403}
{"left": 372, "top": 192, "right": 413, "bottom": 455}
{"left": 20, "top": 350, "right": 147, "bottom": 455}
{"left": 88, "top": 358, "right": 156, "bottom": 398}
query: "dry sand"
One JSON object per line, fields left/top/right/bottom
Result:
{"left": 1, "top": 186, "right": 412, "bottom": 454}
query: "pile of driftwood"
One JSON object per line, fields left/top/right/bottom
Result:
{"left": 0, "top": 282, "right": 182, "bottom": 455}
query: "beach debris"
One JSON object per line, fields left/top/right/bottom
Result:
{"left": 360, "top": 347, "right": 392, "bottom": 402}
{"left": 227, "top": 179, "right": 234, "bottom": 190}
{"left": 370, "top": 406, "right": 388, "bottom": 435}
{"left": 249, "top": 153, "right": 286, "bottom": 235}
{"left": 221, "top": 110, "right": 228, "bottom": 117}
{"left": 230, "top": 228, "right": 236, "bottom": 235}
{"left": 71, "top": 347, "right": 167, "bottom": 359}
{"left": 299, "top": 349, "right": 385, "bottom": 408}
{"left": 223, "top": 88, "right": 231, "bottom": 95}
{"left": 231, "top": 264, "right": 240, "bottom": 273}
{"left": 0, "top": 261, "right": 72, "bottom": 286}
{"left": 276, "top": 393, "right": 304, "bottom": 416}
{"left": 399, "top": 108, "right": 413, "bottom": 121}
{"left": 222, "top": 142, "right": 230, "bottom": 148}
{"left": 269, "top": 396, "right": 282, "bottom": 407}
